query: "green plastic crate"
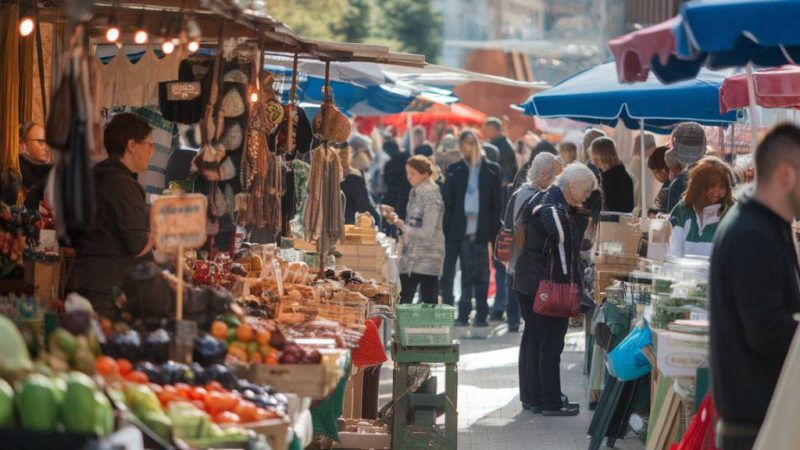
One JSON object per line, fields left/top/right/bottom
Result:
{"left": 395, "top": 304, "right": 455, "bottom": 347}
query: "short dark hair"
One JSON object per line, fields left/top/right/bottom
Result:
{"left": 558, "top": 142, "right": 577, "bottom": 153}
{"left": 484, "top": 117, "right": 502, "bottom": 130}
{"left": 647, "top": 145, "right": 669, "bottom": 172}
{"left": 104, "top": 113, "right": 152, "bottom": 159}
{"left": 755, "top": 123, "right": 800, "bottom": 185}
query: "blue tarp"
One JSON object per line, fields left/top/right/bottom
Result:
{"left": 521, "top": 62, "right": 739, "bottom": 133}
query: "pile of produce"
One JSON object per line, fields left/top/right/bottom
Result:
{"left": 210, "top": 315, "right": 321, "bottom": 366}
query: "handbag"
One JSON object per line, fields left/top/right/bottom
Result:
{"left": 533, "top": 247, "right": 581, "bottom": 318}
{"left": 606, "top": 319, "right": 653, "bottom": 381}
{"left": 494, "top": 229, "right": 514, "bottom": 263}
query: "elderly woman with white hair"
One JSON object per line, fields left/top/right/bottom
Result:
{"left": 513, "top": 163, "right": 598, "bottom": 417}
{"left": 500, "top": 153, "right": 563, "bottom": 332}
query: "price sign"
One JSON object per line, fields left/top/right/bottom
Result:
{"left": 150, "top": 194, "right": 207, "bottom": 251}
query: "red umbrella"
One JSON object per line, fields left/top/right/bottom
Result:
{"left": 720, "top": 65, "right": 800, "bottom": 113}
{"left": 608, "top": 18, "right": 682, "bottom": 83}
{"left": 379, "top": 101, "right": 487, "bottom": 134}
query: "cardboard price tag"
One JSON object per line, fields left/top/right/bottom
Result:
{"left": 150, "top": 194, "right": 207, "bottom": 250}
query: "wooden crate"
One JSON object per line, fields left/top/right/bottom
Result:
{"left": 23, "top": 260, "right": 61, "bottom": 307}
{"left": 594, "top": 270, "right": 630, "bottom": 303}
{"left": 342, "top": 367, "right": 365, "bottom": 419}
{"left": 222, "top": 418, "right": 291, "bottom": 450}
{"left": 239, "top": 363, "right": 331, "bottom": 398}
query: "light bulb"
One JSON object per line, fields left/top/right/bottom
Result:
{"left": 249, "top": 92, "right": 259, "bottom": 103}
{"left": 187, "top": 40, "right": 199, "bottom": 53}
{"left": 134, "top": 29, "right": 148, "bottom": 44}
{"left": 106, "top": 26, "right": 120, "bottom": 42}
{"left": 161, "top": 40, "right": 175, "bottom": 54}
{"left": 18, "top": 17, "right": 34, "bottom": 37}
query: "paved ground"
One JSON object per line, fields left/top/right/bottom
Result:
{"left": 380, "top": 322, "right": 645, "bottom": 450}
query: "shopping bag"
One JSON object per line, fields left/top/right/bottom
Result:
{"left": 606, "top": 319, "right": 653, "bottom": 381}
{"left": 670, "top": 393, "right": 718, "bottom": 450}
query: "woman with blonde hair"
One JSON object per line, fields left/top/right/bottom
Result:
{"left": 441, "top": 130, "right": 502, "bottom": 325}
{"left": 389, "top": 156, "right": 445, "bottom": 304}
{"left": 668, "top": 156, "right": 735, "bottom": 258}
{"left": 336, "top": 144, "right": 379, "bottom": 225}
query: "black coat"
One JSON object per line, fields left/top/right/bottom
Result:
{"left": 512, "top": 185, "right": 581, "bottom": 297}
{"left": 490, "top": 135, "right": 519, "bottom": 185}
{"left": 382, "top": 151, "right": 411, "bottom": 219}
{"left": 600, "top": 163, "right": 634, "bottom": 213}
{"left": 441, "top": 158, "right": 502, "bottom": 244}
{"left": 19, "top": 155, "right": 52, "bottom": 211}
{"left": 341, "top": 172, "right": 379, "bottom": 225}
{"left": 709, "top": 194, "right": 800, "bottom": 426}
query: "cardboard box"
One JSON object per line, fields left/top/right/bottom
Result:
{"left": 655, "top": 330, "right": 709, "bottom": 378}
{"left": 596, "top": 213, "right": 641, "bottom": 255}
{"left": 335, "top": 431, "right": 391, "bottom": 449}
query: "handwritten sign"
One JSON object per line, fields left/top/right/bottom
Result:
{"left": 150, "top": 194, "right": 207, "bottom": 250}
{"left": 166, "top": 82, "right": 201, "bottom": 101}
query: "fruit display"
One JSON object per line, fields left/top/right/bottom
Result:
{"left": 211, "top": 316, "right": 324, "bottom": 366}
{"left": 0, "top": 202, "right": 42, "bottom": 277}
{"left": 45, "top": 324, "right": 101, "bottom": 375}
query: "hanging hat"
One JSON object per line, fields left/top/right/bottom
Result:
{"left": 272, "top": 105, "right": 313, "bottom": 154}
{"left": 221, "top": 122, "right": 244, "bottom": 151}
{"left": 313, "top": 102, "right": 350, "bottom": 144}
{"left": 671, "top": 122, "right": 706, "bottom": 166}
{"left": 221, "top": 89, "right": 245, "bottom": 118}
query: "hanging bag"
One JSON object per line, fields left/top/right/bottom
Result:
{"left": 493, "top": 228, "right": 514, "bottom": 263}
{"left": 606, "top": 318, "right": 653, "bottom": 381}
{"left": 532, "top": 207, "right": 581, "bottom": 318}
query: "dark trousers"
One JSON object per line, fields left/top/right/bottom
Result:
{"left": 399, "top": 273, "right": 439, "bottom": 304}
{"left": 506, "top": 274, "right": 521, "bottom": 327}
{"left": 457, "top": 240, "right": 491, "bottom": 323}
{"left": 440, "top": 240, "right": 460, "bottom": 306}
{"left": 490, "top": 259, "right": 508, "bottom": 317}
{"left": 719, "top": 436, "right": 756, "bottom": 450}
{"left": 361, "top": 365, "right": 382, "bottom": 419}
{"left": 516, "top": 290, "right": 568, "bottom": 410}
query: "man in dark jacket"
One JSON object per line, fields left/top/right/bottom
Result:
{"left": 709, "top": 124, "right": 800, "bottom": 449}
{"left": 441, "top": 144, "right": 502, "bottom": 325}
{"left": 69, "top": 113, "right": 155, "bottom": 320}
{"left": 483, "top": 117, "right": 518, "bottom": 186}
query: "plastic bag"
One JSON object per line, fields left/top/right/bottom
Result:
{"left": 606, "top": 319, "right": 653, "bottom": 381}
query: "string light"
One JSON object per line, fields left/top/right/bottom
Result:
{"left": 161, "top": 40, "right": 175, "bottom": 54}
{"left": 186, "top": 17, "right": 201, "bottom": 53}
{"left": 134, "top": 14, "right": 148, "bottom": 44}
{"left": 187, "top": 40, "right": 200, "bottom": 53}
{"left": 18, "top": 16, "right": 34, "bottom": 37}
{"left": 105, "top": 15, "right": 119, "bottom": 42}
{"left": 249, "top": 92, "right": 259, "bottom": 103}
{"left": 18, "top": 0, "right": 34, "bottom": 37}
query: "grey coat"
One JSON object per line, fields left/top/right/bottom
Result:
{"left": 398, "top": 179, "right": 445, "bottom": 276}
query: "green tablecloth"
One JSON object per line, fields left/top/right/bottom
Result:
{"left": 311, "top": 352, "right": 352, "bottom": 440}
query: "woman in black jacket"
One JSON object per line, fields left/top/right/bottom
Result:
{"left": 590, "top": 137, "right": 634, "bottom": 213}
{"left": 337, "top": 145, "right": 379, "bottom": 225}
{"left": 441, "top": 130, "right": 502, "bottom": 325}
{"left": 513, "top": 163, "right": 598, "bottom": 416}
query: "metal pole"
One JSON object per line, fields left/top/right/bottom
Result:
{"left": 639, "top": 119, "right": 647, "bottom": 220}
{"left": 746, "top": 63, "right": 758, "bottom": 153}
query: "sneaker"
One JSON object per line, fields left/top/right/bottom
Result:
{"left": 489, "top": 313, "right": 504, "bottom": 322}
{"left": 508, "top": 324, "right": 520, "bottom": 333}
{"left": 454, "top": 320, "right": 469, "bottom": 327}
{"left": 542, "top": 403, "right": 580, "bottom": 416}
{"left": 472, "top": 321, "right": 490, "bottom": 327}
{"left": 522, "top": 402, "right": 542, "bottom": 414}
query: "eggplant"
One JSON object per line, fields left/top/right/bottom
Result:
{"left": 190, "top": 363, "right": 206, "bottom": 385}
{"left": 112, "top": 330, "right": 141, "bottom": 362}
{"left": 205, "top": 364, "right": 236, "bottom": 389}
{"left": 193, "top": 334, "right": 227, "bottom": 367}
{"left": 61, "top": 311, "right": 91, "bottom": 335}
{"left": 143, "top": 329, "right": 171, "bottom": 364}
{"left": 137, "top": 361, "right": 161, "bottom": 385}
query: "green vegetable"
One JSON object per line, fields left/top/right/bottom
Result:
{"left": 62, "top": 372, "right": 99, "bottom": 434}
{"left": 140, "top": 410, "right": 172, "bottom": 440}
{"left": 0, "top": 378, "right": 14, "bottom": 427}
{"left": 17, "top": 373, "right": 60, "bottom": 431}
{"left": 49, "top": 328, "right": 77, "bottom": 357}
{"left": 95, "top": 391, "right": 114, "bottom": 436}
{"left": 123, "top": 383, "right": 162, "bottom": 416}
{"left": 0, "top": 315, "right": 33, "bottom": 381}
{"left": 168, "top": 401, "right": 211, "bottom": 439}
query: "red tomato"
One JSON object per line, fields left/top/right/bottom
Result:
{"left": 158, "top": 389, "right": 184, "bottom": 407}
{"left": 117, "top": 359, "right": 133, "bottom": 376}
{"left": 204, "top": 391, "right": 240, "bottom": 415}
{"left": 148, "top": 383, "right": 164, "bottom": 395}
{"left": 214, "top": 411, "right": 241, "bottom": 424}
{"left": 188, "top": 387, "right": 208, "bottom": 401}
{"left": 124, "top": 371, "right": 149, "bottom": 384}
{"left": 233, "top": 401, "right": 258, "bottom": 423}
{"left": 253, "top": 407, "right": 279, "bottom": 421}
{"left": 95, "top": 356, "right": 119, "bottom": 378}
{"left": 191, "top": 400, "right": 207, "bottom": 411}
{"left": 174, "top": 383, "right": 192, "bottom": 399}
{"left": 205, "top": 381, "right": 224, "bottom": 392}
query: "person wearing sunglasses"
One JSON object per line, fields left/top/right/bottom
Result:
{"left": 18, "top": 121, "right": 52, "bottom": 211}
{"left": 68, "top": 113, "right": 155, "bottom": 320}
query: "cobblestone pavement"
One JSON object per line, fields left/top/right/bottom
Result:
{"left": 380, "top": 323, "right": 645, "bottom": 450}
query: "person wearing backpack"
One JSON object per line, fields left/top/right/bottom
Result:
{"left": 497, "top": 153, "right": 562, "bottom": 332}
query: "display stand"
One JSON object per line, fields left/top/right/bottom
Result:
{"left": 588, "top": 373, "right": 648, "bottom": 450}
{"left": 390, "top": 342, "right": 458, "bottom": 450}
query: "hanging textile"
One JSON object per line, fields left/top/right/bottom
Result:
{"left": 46, "top": 25, "right": 99, "bottom": 242}
{"left": 0, "top": 4, "right": 21, "bottom": 174}
{"left": 99, "top": 47, "right": 183, "bottom": 110}
{"left": 18, "top": 21, "right": 34, "bottom": 124}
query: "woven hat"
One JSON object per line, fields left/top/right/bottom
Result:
{"left": 671, "top": 122, "right": 706, "bottom": 166}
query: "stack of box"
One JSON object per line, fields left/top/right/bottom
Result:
{"left": 594, "top": 213, "right": 642, "bottom": 302}
{"left": 335, "top": 226, "right": 392, "bottom": 282}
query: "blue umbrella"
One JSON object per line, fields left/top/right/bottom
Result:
{"left": 522, "top": 62, "right": 738, "bottom": 217}
{"left": 521, "top": 62, "right": 738, "bottom": 133}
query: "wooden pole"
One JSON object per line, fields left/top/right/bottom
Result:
{"left": 176, "top": 244, "right": 184, "bottom": 320}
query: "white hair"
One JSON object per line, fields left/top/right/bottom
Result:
{"left": 555, "top": 163, "right": 598, "bottom": 200}
{"left": 527, "top": 152, "right": 561, "bottom": 188}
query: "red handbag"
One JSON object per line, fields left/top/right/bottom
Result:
{"left": 494, "top": 229, "right": 514, "bottom": 263}
{"left": 533, "top": 243, "right": 581, "bottom": 318}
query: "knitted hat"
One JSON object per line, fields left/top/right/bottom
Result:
{"left": 671, "top": 122, "right": 706, "bottom": 166}
{"left": 439, "top": 134, "right": 457, "bottom": 151}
